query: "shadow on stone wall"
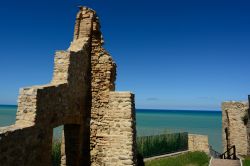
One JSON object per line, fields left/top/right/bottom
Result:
{"left": 137, "top": 153, "right": 145, "bottom": 166}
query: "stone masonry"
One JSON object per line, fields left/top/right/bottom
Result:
{"left": 188, "top": 134, "right": 209, "bottom": 154}
{"left": 222, "top": 101, "right": 250, "bottom": 156}
{"left": 0, "top": 7, "right": 137, "bottom": 166}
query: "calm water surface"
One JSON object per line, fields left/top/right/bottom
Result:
{"left": 136, "top": 109, "right": 222, "bottom": 152}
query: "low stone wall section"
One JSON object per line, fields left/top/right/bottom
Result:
{"left": 188, "top": 134, "right": 209, "bottom": 154}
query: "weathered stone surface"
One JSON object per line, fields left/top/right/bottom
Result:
{"left": 222, "top": 101, "right": 249, "bottom": 156}
{"left": 0, "top": 6, "right": 137, "bottom": 166}
{"left": 188, "top": 134, "right": 209, "bottom": 154}
{"left": 0, "top": 38, "right": 91, "bottom": 166}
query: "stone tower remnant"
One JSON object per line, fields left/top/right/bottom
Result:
{"left": 0, "top": 7, "right": 137, "bottom": 166}
{"left": 222, "top": 100, "right": 250, "bottom": 156}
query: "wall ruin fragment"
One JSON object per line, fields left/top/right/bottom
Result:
{"left": 0, "top": 7, "right": 137, "bottom": 166}
{"left": 221, "top": 101, "right": 250, "bottom": 156}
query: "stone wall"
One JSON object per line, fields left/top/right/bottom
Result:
{"left": 71, "top": 7, "right": 137, "bottom": 166}
{"left": 105, "top": 92, "right": 137, "bottom": 165}
{"left": 222, "top": 101, "right": 249, "bottom": 156}
{"left": 0, "top": 6, "right": 137, "bottom": 166}
{"left": 188, "top": 134, "right": 209, "bottom": 154}
{"left": 0, "top": 38, "right": 91, "bottom": 166}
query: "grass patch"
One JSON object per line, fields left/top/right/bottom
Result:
{"left": 244, "top": 160, "right": 250, "bottom": 166}
{"left": 137, "top": 132, "right": 188, "bottom": 158}
{"left": 243, "top": 156, "right": 250, "bottom": 166}
{"left": 52, "top": 139, "right": 61, "bottom": 166}
{"left": 145, "top": 151, "right": 210, "bottom": 166}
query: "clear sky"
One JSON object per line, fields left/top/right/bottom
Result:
{"left": 0, "top": 0, "right": 250, "bottom": 110}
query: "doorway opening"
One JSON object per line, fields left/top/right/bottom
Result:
{"left": 52, "top": 125, "right": 63, "bottom": 166}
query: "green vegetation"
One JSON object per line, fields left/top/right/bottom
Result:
{"left": 243, "top": 156, "right": 250, "bottom": 166}
{"left": 145, "top": 151, "right": 210, "bottom": 166}
{"left": 52, "top": 139, "right": 61, "bottom": 166}
{"left": 137, "top": 132, "right": 188, "bottom": 158}
{"left": 244, "top": 161, "right": 250, "bottom": 166}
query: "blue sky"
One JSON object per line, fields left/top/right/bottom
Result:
{"left": 0, "top": 0, "right": 250, "bottom": 110}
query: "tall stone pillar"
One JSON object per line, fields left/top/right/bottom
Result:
{"left": 222, "top": 101, "right": 250, "bottom": 156}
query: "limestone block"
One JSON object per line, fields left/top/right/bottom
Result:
{"left": 188, "top": 134, "right": 209, "bottom": 154}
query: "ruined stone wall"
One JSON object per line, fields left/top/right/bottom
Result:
{"left": 0, "top": 6, "right": 137, "bottom": 166}
{"left": 222, "top": 101, "right": 249, "bottom": 156}
{"left": 188, "top": 134, "right": 209, "bottom": 154}
{"left": 0, "top": 38, "right": 91, "bottom": 166}
{"left": 72, "top": 7, "right": 136, "bottom": 166}
{"left": 103, "top": 92, "right": 136, "bottom": 165}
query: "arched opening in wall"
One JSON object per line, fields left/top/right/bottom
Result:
{"left": 52, "top": 125, "right": 63, "bottom": 166}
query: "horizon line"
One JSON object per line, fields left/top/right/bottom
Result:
{"left": 136, "top": 108, "right": 221, "bottom": 112}
{"left": 0, "top": 104, "right": 221, "bottom": 111}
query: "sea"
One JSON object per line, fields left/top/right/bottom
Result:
{"left": 0, "top": 105, "right": 222, "bottom": 152}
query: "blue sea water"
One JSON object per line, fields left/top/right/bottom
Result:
{"left": 136, "top": 109, "right": 222, "bottom": 152}
{"left": 0, "top": 105, "right": 17, "bottom": 127}
{"left": 0, "top": 105, "right": 222, "bottom": 152}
